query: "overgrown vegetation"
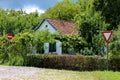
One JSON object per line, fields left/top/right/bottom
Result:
{"left": 55, "top": 34, "right": 85, "bottom": 54}
{"left": 0, "top": 0, "right": 120, "bottom": 70}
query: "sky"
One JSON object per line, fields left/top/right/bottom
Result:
{"left": 0, "top": 0, "right": 62, "bottom": 14}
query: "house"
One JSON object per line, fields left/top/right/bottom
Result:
{"left": 35, "top": 18, "right": 78, "bottom": 54}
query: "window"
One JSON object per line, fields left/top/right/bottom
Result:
{"left": 45, "top": 25, "right": 48, "bottom": 28}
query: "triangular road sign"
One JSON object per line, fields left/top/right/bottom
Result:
{"left": 102, "top": 31, "right": 112, "bottom": 43}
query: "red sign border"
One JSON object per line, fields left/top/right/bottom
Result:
{"left": 102, "top": 31, "right": 112, "bottom": 43}
{"left": 7, "top": 33, "right": 13, "bottom": 40}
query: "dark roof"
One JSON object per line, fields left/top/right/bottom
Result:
{"left": 36, "top": 18, "right": 78, "bottom": 34}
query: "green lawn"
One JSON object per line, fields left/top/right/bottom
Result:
{"left": 30, "top": 69, "right": 120, "bottom": 80}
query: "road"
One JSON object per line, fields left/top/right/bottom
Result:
{"left": 0, "top": 66, "right": 44, "bottom": 80}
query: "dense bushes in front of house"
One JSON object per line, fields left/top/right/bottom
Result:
{"left": 25, "top": 54, "right": 120, "bottom": 71}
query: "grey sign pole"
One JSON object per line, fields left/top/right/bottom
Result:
{"left": 106, "top": 43, "right": 108, "bottom": 71}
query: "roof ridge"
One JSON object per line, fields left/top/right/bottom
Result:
{"left": 46, "top": 18, "right": 76, "bottom": 24}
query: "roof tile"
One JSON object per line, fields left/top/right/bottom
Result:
{"left": 47, "top": 18, "right": 78, "bottom": 34}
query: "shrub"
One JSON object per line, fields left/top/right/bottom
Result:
{"left": 25, "top": 54, "right": 48, "bottom": 67}
{"left": 109, "top": 57, "right": 120, "bottom": 71}
{"left": 25, "top": 54, "right": 109, "bottom": 71}
{"left": 0, "top": 53, "right": 9, "bottom": 64}
{"left": 8, "top": 54, "right": 24, "bottom": 66}
{"left": 2, "top": 53, "right": 119, "bottom": 71}
{"left": 0, "top": 53, "right": 25, "bottom": 66}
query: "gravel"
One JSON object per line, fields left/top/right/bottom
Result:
{"left": 0, "top": 66, "right": 44, "bottom": 80}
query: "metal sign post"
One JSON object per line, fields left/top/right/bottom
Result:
{"left": 7, "top": 33, "right": 13, "bottom": 53}
{"left": 102, "top": 31, "right": 112, "bottom": 70}
{"left": 106, "top": 43, "right": 108, "bottom": 70}
{"left": 7, "top": 33, "right": 13, "bottom": 65}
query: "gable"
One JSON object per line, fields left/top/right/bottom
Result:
{"left": 36, "top": 19, "right": 57, "bottom": 34}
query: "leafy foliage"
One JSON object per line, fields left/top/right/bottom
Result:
{"left": 55, "top": 34, "right": 86, "bottom": 54}
{"left": 34, "top": 30, "right": 56, "bottom": 53}
{"left": 40, "top": 0, "right": 80, "bottom": 21}
{"left": 75, "top": 0, "right": 108, "bottom": 55}
{"left": 94, "top": 0, "right": 120, "bottom": 30}
{"left": 0, "top": 0, "right": 120, "bottom": 58}
{"left": 0, "top": 9, "right": 41, "bottom": 35}
{"left": 0, "top": 30, "right": 56, "bottom": 65}
{"left": 109, "top": 25, "right": 120, "bottom": 57}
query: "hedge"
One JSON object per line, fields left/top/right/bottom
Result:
{"left": 25, "top": 54, "right": 120, "bottom": 71}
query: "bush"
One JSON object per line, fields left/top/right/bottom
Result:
{"left": 25, "top": 54, "right": 109, "bottom": 71}
{"left": 25, "top": 54, "right": 48, "bottom": 67}
{"left": 109, "top": 57, "right": 120, "bottom": 71}
{"left": 0, "top": 53, "right": 9, "bottom": 64}
{"left": 0, "top": 53, "right": 25, "bottom": 66}
{"left": 1, "top": 53, "right": 119, "bottom": 71}
{"left": 9, "top": 53, "right": 25, "bottom": 66}
{"left": 25, "top": 54, "right": 120, "bottom": 71}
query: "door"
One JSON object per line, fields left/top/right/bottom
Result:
{"left": 49, "top": 42, "right": 56, "bottom": 52}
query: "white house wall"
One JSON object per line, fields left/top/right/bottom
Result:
{"left": 38, "top": 20, "right": 56, "bottom": 34}
{"left": 56, "top": 40, "right": 62, "bottom": 54}
{"left": 44, "top": 43, "right": 49, "bottom": 53}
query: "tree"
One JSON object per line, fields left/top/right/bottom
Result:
{"left": 94, "top": 0, "right": 120, "bottom": 30}
{"left": 109, "top": 25, "right": 120, "bottom": 57}
{"left": 76, "top": 0, "right": 108, "bottom": 55}
{"left": 0, "top": 9, "right": 41, "bottom": 35}
{"left": 40, "top": 0, "right": 80, "bottom": 21}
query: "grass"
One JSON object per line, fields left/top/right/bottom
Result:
{"left": 26, "top": 69, "right": 120, "bottom": 80}
{"left": 0, "top": 66, "right": 119, "bottom": 80}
